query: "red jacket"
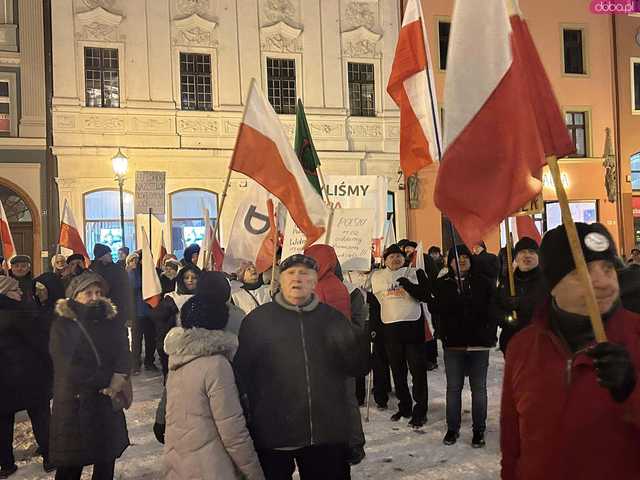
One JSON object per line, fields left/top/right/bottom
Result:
{"left": 501, "top": 303, "right": 640, "bottom": 480}
{"left": 304, "top": 244, "right": 351, "bottom": 320}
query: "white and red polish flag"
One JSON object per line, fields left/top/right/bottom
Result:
{"left": 434, "top": 0, "right": 574, "bottom": 247}
{"left": 156, "top": 230, "right": 168, "bottom": 269}
{"left": 59, "top": 199, "right": 89, "bottom": 264}
{"left": 0, "top": 200, "right": 15, "bottom": 261}
{"left": 222, "top": 182, "right": 278, "bottom": 275}
{"left": 230, "top": 81, "right": 326, "bottom": 247}
{"left": 387, "top": 0, "right": 442, "bottom": 178}
{"left": 140, "top": 226, "right": 161, "bottom": 308}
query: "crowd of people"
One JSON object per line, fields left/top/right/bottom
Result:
{"left": 1, "top": 220, "right": 640, "bottom": 479}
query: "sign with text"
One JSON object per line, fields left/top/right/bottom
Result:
{"left": 135, "top": 171, "right": 166, "bottom": 215}
{"left": 281, "top": 208, "right": 373, "bottom": 272}
{"left": 514, "top": 192, "right": 543, "bottom": 216}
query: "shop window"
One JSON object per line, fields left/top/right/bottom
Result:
{"left": 632, "top": 59, "right": 640, "bottom": 113}
{"left": 563, "top": 28, "right": 586, "bottom": 75}
{"left": 84, "top": 190, "right": 134, "bottom": 261}
{"left": 266, "top": 57, "right": 296, "bottom": 114}
{"left": 565, "top": 111, "right": 588, "bottom": 157}
{"left": 438, "top": 21, "right": 451, "bottom": 70}
{"left": 348, "top": 62, "right": 375, "bottom": 117}
{"left": 84, "top": 47, "right": 120, "bottom": 108}
{"left": 631, "top": 152, "right": 640, "bottom": 191}
{"left": 545, "top": 200, "right": 597, "bottom": 231}
{"left": 170, "top": 189, "right": 217, "bottom": 258}
{"left": 180, "top": 52, "right": 213, "bottom": 111}
{"left": 633, "top": 197, "right": 640, "bottom": 245}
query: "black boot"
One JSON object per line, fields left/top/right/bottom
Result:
{"left": 348, "top": 446, "right": 366, "bottom": 466}
{"left": 443, "top": 430, "right": 460, "bottom": 446}
{"left": 390, "top": 410, "right": 411, "bottom": 421}
{"left": 472, "top": 429, "right": 486, "bottom": 448}
{"left": 0, "top": 464, "right": 17, "bottom": 479}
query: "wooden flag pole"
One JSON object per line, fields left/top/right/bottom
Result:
{"left": 504, "top": 221, "right": 518, "bottom": 321}
{"left": 547, "top": 155, "right": 607, "bottom": 342}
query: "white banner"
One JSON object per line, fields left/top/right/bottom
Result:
{"left": 281, "top": 208, "right": 373, "bottom": 272}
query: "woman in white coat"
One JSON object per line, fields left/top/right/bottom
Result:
{"left": 163, "top": 272, "right": 264, "bottom": 480}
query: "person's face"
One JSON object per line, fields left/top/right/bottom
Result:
{"left": 164, "top": 265, "right": 178, "bottom": 279}
{"left": 54, "top": 256, "right": 66, "bottom": 270}
{"left": 99, "top": 253, "right": 112, "bottom": 265}
{"left": 127, "top": 257, "right": 139, "bottom": 269}
{"left": 35, "top": 282, "right": 48, "bottom": 303}
{"left": 11, "top": 262, "right": 30, "bottom": 278}
{"left": 118, "top": 250, "right": 127, "bottom": 261}
{"left": 280, "top": 266, "right": 317, "bottom": 305}
{"left": 552, "top": 260, "right": 619, "bottom": 316}
{"left": 632, "top": 250, "right": 640, "bottom": 261}
{"left": 515, "top": 249, "right": 539, "bottom": 272}
{"left": 430, "top": 251, "right": 441, "bottom": 261}
{"left": 69, "top": 259, "right": 84, "bottom": 271}
{"left": 183, "top": 270, "right": 198, "bottom": 291}
{"left": 243, "top": 265, "right": 259, "bottom": 284}
{"left": 75, "top": 284, "right": 103, "bottom": 305}
{"left": 450, "top": 254, "right": 471, "bottom": 274}
{"left": 404, "top": 246, "right": 416, "bottom": 256}
{"left": 386, "top": 253, "right": 405, "bottom": 271}
{"left": 191, "top": 252, "right": 199, "bottom": 264}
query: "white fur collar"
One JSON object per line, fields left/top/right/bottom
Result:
{"left": 164, "top": 327, "right": 238, "bottom": 370}
{"left": 54, "top": 297, "right": 117, "bottom": 320}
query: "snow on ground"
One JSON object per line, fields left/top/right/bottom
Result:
{"left": 13, "top": 349, "right": 504, "bottom": 479}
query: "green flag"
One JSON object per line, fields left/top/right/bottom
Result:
{"left": 294, "top": 99, "right": 322, "bottom": 196}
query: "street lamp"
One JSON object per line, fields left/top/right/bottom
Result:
{"left": 111, "top": 148, "right": 128, "bottom": 250}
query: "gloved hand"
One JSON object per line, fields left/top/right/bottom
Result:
{"left": 398, "top": 277, "right": 428, "bottom": 302}
{"left": 153, "top": 422, "right": 165, "bottom": 444}
{"left": 586, "top": 342, "right": 637, "bottom": 403}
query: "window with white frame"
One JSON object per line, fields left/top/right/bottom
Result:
{"left": 266, "top": 57, "right": 296, "bottom": 114}
{"left": 170, "top": 189, "right": 218, "bottom": 258}
{"left": 565, "top": 111, "right": 588, "bottom": 157}
{"left": 0, "top": 80, "right": 9, "bottom": 137}
{"left": 84, "top": 47, "right": 120, "bottom": 108}
{"left": 348, "top": 62, "right": 375, "bottom": 117}
{"left": 180, "top": 52, "right": 213, "bottom": 111}
{"left": 84, "top": 190, "right": 134, "bottom": 261}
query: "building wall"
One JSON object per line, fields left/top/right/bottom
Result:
{"left": 51, "top": 0, "right": 407, "bottom": 256}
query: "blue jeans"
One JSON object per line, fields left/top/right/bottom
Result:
{"left": 443, "top": 349, "right": 489, "bottom": 432}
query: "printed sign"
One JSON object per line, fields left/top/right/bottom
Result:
{"left": 135, "top": 171, "right": 166, "bottom": 215}
{"left": 514, "top": 193, "right": 543, "bottom": 216}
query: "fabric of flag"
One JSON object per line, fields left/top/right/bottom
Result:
{"left": 434, "top": 0, "right": 574, "bottom": 247}
{"left": 230, "top": 81, "right": 326, "bottom": 247}
{"left": 0, "top": 200, "right": 16, "bottom": 261}
{"left": 59, "top": 199, "right": 89, "bottom": 264}
{"left": 387, "top": 0, "right": 441, "bottom": 178}
{"left": 156, "top": 230, "right": 168, "bottom": 269}
{"left": 383, "top": 220, "right": 396, "bottom": 250}
{"left": 294, "top": 99, "right": 322, "bottom": 196}
{"left": 140, "top": 226, "right": 161, "bottom": 308}
{"left": 222, "top": 184, "right": 278, "bottom": 274}
{"left": 209, "top": 232, "right": 225, "bottom": 272}
{"left": 515, "top": 216, "right": 542, "bottom": 245}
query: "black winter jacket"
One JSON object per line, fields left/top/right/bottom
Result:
{"left": 491, "top": 267, "right": 546, "bottom": 353}
{"left": 89, "top": 260, "right": 133, "bottom": 328}
{"left": 0, "top": 295, "right": 52, "bottom": 414}
{"left": 49, "top": 298, "right": 130, "bottom": 466}
{"left": 234, "top": 293, "right": 369, "bottom": 450}
{"left": 429, "top": 272, "right": 496, "bottom": 348}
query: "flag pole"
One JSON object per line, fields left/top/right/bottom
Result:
{"left": 270, "top": 208, "right": 279, "bottom": 296}
{"left": 547, "top": 155, "right": 607, "bottom": 342}
{"left": 504, "top": 220, "right": 518, "bottom": 321}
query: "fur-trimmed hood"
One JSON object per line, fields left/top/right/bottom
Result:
{"left": 164, "top": 326, "right": 238, "bottom": 370}
{"left": 54, "top": 297, "right": 118, "bottom": 321}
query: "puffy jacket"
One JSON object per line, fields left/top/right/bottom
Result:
{"left": 164, "top": 327, "right": 264, "bottom": 480}
{"left": 501, "top": 302, "right": 640, "bottom": 480}
{"left": 234, "top": 292, "right": 369, "bottom": 450}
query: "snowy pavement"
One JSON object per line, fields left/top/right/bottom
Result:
{"left": 13, "top": 349, "right": 504, "bottom": 479}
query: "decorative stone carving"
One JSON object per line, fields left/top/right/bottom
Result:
{"left": 75, "top": 6, "right": 123, "bottom": 42}
{"left": 222, "top": 119, "right": 241, "bottom": 135}
{"left": 385, "top": 123, "right": 400, "bottom": 139}
{"left": 176, "top": 0, "right": 210, "bottom": 16}
{"left": 342, "top": 26, "right": 381, "bottom": 58}
{"left": 83, "top": 115, "right": 124, "bottom": 130}
{"left": 343, "top": 1, "right": 377, "bottom": 31}
{"left": 172, "top": 13, "right": 218, "bottom": 47}
{"left": 310, "top": 123, "right": 343, "bottom": 138}
{"left": 263, "top": 0, "right": 296, "bottom": 24}
{"left": 81, "top": 0, "right": 116, "bottom": 9}
{"left": 130, "top": 116, "right": 173, "bottom": 133}
{"left": 347, "top": 124, "right": 382, "bottom": 138}
{"left": 260, "top": 21, "right": 302, "bottom": 53}
{"left": 178, "top": 118, "right": 219, "bottom": 134}
{"left": 55, "top": 116, "right": 77, "bottom": 130}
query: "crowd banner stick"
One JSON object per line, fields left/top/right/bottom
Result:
{"left": 364, "top": 331, "right": 376, "bottom": 423}
{"left": 504, "top": 220, "right": 518, "bottom": 321}
{"left": 316, "top": 165, "right": 331, "bottom": 206}
{"left": 148, "top": 208, "right": 152, "bottom": 259}
{"left": 270, "top": 208, "right": 279, "bottom": 297}
{"left": 547, "top": 155, "right": 607, "bottom": 342}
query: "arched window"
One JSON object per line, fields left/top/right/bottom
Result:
{"left": 84, "top": 190, "right": 134, "bottom": 260}
{"left": 170, "top": 189, "right": 218, "bottom": 258}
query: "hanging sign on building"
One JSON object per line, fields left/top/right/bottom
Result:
{"left": 281, "top": 208, "right": 374, "bottom": 272}
{"left": 135, "top": 171, "right": 166, "bottom": 215}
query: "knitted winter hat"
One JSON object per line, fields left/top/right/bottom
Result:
{"left": 539, "top": 222, "right": 617, "bottom": 291}
{"left": 93, "top": 243, "right": 112, "bottom": 260}
{"left": 180, "top": 295, "right": 229, "bottom": 331}
{"left": 66, "top": 253, "right": 85, "bottom": 264}
{"left": 65, "top": 272, "right": 109, "bottom": 299}
{"left": 513, "top": 237, "right": 539, "bottom": 257}
{"left": 196, "top": 271, "right": 231, "bottom": 305}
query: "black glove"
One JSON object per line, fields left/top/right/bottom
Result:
{"left": 153, "top": 422, "right": 165, "bottom": 444}
{"left": 398, "top": 277, "right": 428, "bottom": 302}
{"left": 586, "top": 342, "right": 637, "bottom": 403}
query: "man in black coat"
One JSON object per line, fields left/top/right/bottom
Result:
{"left": 472, "top": 242, "right": 500, "bottom": 285}
{"left": 0, "top": 276, "right": 54, "bottom": 478}
{"left": 8, "top": 255, "right": 34, "bottom": 305}
{"left": 491, "top": 237, "right": 547, "bottom": 355}
{"left": 234, "top": 254, "right": 368, "bottom": 479}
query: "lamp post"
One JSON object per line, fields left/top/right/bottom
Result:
{"left": 111, "top": 148, "right": 128, "bottom": 250}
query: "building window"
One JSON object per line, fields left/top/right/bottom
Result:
{"left": 84, "top": 190, "right": 134, "bottom": 261}
{"left": 0, "top": 81, "right": 10, "bottom": 137}
{"left": 565, "top": 111, "right": 588, "bottom": 157}
{"left": 171, "top": 190, "right": 218, "bottom": 258}
{"left": 348, "top": 63, "right": 375, "bottom": 117}
{"left": 631, "top": 153, "right": 640, "bottom": 191}
{"left": 632, "top": 59, "right": 640, "bottom": 113}
{"left": 438, "top": 21, "right": 451, "bottom": 70}
{"left": 545, "top": 201, "right": 597, "bottom": 231}
{"left": 180, "top": 53, "right": 213, "bottom": 111}
{"left": 84, "top": 47, "right": 120, "bottom": 108}
{"left": 563, "top": 28, "right": 585, "bottom": 75}
{"left": 267, "top": 57, "right": 296, "bottom": 114}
